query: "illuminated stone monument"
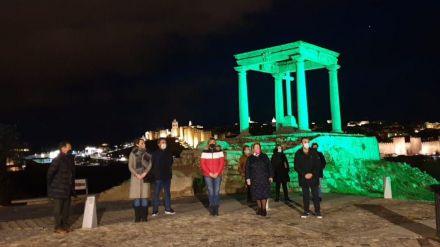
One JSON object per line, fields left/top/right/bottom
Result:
{"left": 234, "top": 41, "right": 342, "bottom": 133}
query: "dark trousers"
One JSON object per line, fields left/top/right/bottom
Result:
{"left": 275, "top": 181, "right": 288, "bottom": 200}
{"left": 53, "top": 198, "right": 71, "bottom": 230}
{"left": 153, "top": 179, "right": 171, "bottom": 212}
{"left": 301, "top": 184, "right": 320, "bottom": 213}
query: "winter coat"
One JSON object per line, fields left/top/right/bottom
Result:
{"left": 128, "top": 148, "right": 152, "bottom": 199}
{"left": 200, "top": 149, "right": 225, "bottom": 177}
{"left": 238, "top": 154, "right": 248, "bottom": 178}
{"left": 152, "top": 149, "right": 173, "bottom": 181}
{"left": 271, "top": 150, "right": 290, "bottom": 183}
{"left": 317, "top": 151, "right": 327, "bottom": 178}
{"left": 294, "top": 149, "right": 321, "bottom": 187}
{"left": 47, "top": 153, "right": 75, "bottom": 199}
{"left": 246, "top": 153, "right": 274, "bottom": 200}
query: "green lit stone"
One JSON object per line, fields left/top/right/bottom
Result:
{"left": 234, "top": 41, "right": 342, "bottom": 133}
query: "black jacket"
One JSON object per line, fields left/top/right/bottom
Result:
{"left": 294, "top": 149, "right": 321, "bottom": 187}
{"left": 245, "top": 153, "right": 274, "bottom": 182}
{"left": 271, "top": 150, "right": 290, "bottom": 183}
{"left": 316, "top": 151, "right": 327, "bottom": 178}
{"left": 152, "top": 149, "right": 173, "bottom": 180}
{"left": 47, "top": 153, "right": 75, "bottom": 199}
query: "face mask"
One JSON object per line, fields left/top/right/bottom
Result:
{"left": 277, "top": 147, "right": 282, "bottom": 153}
{"left": 160, "top": 144, "right": 167, "bottom": 150}
{"left": 209, "top": 144, "right": 216, "bottom": 149}
{"left": 303, "top": 143, "right": 309, "bottom": 149}
{"left": 254, "top": 149, "right": 261, "bottom": 155}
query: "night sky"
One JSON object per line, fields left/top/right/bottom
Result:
{"left": 1, "top": 0, "right": 439, "bottom": 149}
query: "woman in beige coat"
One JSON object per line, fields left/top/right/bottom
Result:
{"left": 128, "top": 138, "right": 152, "bottom": 222}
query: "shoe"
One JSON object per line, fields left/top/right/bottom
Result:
{"left": 285, "top": 197, "right": 293, "bottom": 203}
{"left": 54, "top": 228, "right": 67, "bottom": 234}
{"left": 165, "top": 208, "right": 176, "bottom": 215}
{"left": 152, "top": 211, "right": 159, "bottom": 217}
{"left": 256, "top": 208, "right": 261, "bottom": 215}
{"left": 214, "top": 206, "right": 219, "bottom": 216}
{"left": 301, "top": 211, "right": 310, "bottom": 218}
{"left": 209, "top": 206, "right": 214, "bottom": 216}
{"left": 64, "top": 227, "right": 73, "bottom": 232}
{"left": 261, "top": 209, "right": 267, "bottom": 217}
{"left": 315, "top": 212, "right": 323, "bottom": 219}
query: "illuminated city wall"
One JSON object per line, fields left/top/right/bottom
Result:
{"left": 143, "top": 119, "right": 211, "bottom": 148}
{"left": 379, "top": 137, "right": 440, "bottom": 156}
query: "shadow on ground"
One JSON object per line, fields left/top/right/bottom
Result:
{"left": 355, "top": 204, "right": 439, "bottom": 243}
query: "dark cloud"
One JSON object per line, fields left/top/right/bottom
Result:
{"left": 0, "top": 0, "right": 272, "bottom": 111}
{"left": 0, "top": 0, "right": 439, "bottom": 148}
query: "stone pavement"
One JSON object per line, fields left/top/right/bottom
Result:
{"left": 0, "top": 194, "right": 439, "bottom": 246}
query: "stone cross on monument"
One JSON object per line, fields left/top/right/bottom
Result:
{"left": 234, "top": 41, "right": 342, "bottom": 134}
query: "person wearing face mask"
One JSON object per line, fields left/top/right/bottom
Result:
{"left": 151, "top": 138, "right": 175, "bottom": 216}
{"left": 128, "top": 138, "right": 152, "bottom": 222}
{"left": 294, "top": 137, "right": 322, "bottom": 219}
{"left": 238, "top": 145, "right": 252, "bottom": 202}
{"left": 271, "top": 144, "right": 292, "bottom": 202}
{"left": 47, "top": 141, "right": 76, "bottom": 234}
{"left": 200, "top": 138, "right": 225, "bottom": 216}
{"left": 245, "top": 143, "right": 273, "bottom": 216}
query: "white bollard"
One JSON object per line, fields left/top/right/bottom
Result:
{"left": 82, "top": 195, "right": 98, "bottom": 229}
{"left": 384, "top": 176, "right": 392, "bottom": 199}
{"left": 266, "top": 198, "right": 270, "bottom": 211}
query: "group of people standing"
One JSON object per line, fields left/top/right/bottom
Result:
{"left": 46, "top": 136, "right": 326, "bottom": 233}
{"left": 238, "top": 137, "right": 326, "bottom": 218}
{"left": 128, "top": 138, "right": 175, "bottom": 223}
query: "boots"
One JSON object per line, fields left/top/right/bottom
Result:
{"left": 261, "top": 208, "right": 267, "bottom": 217}
{"left": 256, "top": 207, "right": 261, "bottom": 215}
{"left": 209, "top": 206, "right": 214, "bottom": 216}
{"left": 134, "top": 206, "right": 141, "bottom": 222}
{"left": 140, "top": 207, "right": 148, "bottom": 222}
{"left": 213, "top": 205, "right": 219, "bottom": 216}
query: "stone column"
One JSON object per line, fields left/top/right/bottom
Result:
{"left": 273, "top": 73, "right": 284, "bottom": 130}
{"left": 236, "top": 67, "right": 250, "bottom": 133}
{"left": 285, "top": 72, "right": 293, "bottom": 116}
{"left": 294, "top": 56, "right": 309, "bottom": 131}
{"left": 328, "top": 64, "right": 342, "bottom": 133}
{"left": 282, "top": 72, "right": 298, "bottom": 128}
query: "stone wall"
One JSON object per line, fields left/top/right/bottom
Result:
{"left": 379, "top": 138, "right": 440, "bottom": 156}
{"left": 103, "top": 133, "right": 437, "bottom": 201}
{"left": 190, "top": 133, "right": 437, "bottom": 201}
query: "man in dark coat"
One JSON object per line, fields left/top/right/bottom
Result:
{"left": 294, "top": 137, "right": 322, "bottom": 219}
{"left": 47, "top": 141, "right": 75, "bottom": 233}
{"left": 312, "top": 143, "right": 326, "bottom": 201}
{"left": 271, "top": 145, "right": 292, "bottom": 202}
{"left": 151, "top": 138, "right": 175, "bottom": 216}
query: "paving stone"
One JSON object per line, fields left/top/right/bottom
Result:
{"left": 0, "top": 194, "right": 439, "bottom": 246}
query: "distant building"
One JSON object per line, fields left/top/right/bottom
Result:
{"left": 143, "top": 119, "right": 212, "bottom": 148}
{"left": 425, "top": 122, "right": 440, "bottom": 130}
{"left": 171, "top": 119, "right": 179, "bottom": 137}
{"left": 379, "top": 136, "right": 440, "bottom": 156}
